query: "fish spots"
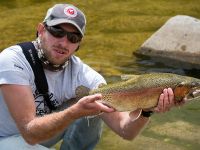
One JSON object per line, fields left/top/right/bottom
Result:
{"left": 102, "top": 94, "right": 113, "bottom": 103}
{"left": 100, "top": 88, "right": 161, "bottom": 111}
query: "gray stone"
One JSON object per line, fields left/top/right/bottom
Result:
{"left": 138, "top": 15, "right": 200, "bottom": 66}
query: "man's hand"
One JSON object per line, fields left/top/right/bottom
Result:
{"left": 154, "top": 88, "right": 174, "bottom": 113}
{"left": 72, "top": 94, "right": 115, "bottom": 118}
{"left": 154, "top": 88, "right": 185, "bottom": 113}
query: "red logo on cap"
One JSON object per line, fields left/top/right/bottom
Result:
{"left": 64, "top": 6, "right": 77, "bottom": 17}
{"left": 67, "top": 8, "right": 74, "bottom": 15}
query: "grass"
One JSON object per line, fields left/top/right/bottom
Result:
{"left": 0, "top": 0, "right": 200, "bottom": 150}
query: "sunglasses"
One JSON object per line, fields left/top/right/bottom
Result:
{"left": 44, "top": 24, "right": 82, "bottom": 43}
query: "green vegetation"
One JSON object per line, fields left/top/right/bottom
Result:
{"left": 0, "top": 0, "right": 200, "bottom": 150}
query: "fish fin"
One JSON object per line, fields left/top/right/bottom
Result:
{"left": 75, "top": 85, "right": 90, "bottom": 99}
{"left": 174, "top": 82, "right": 190, "bottom": 102}
{"left": 121, "top": 74, "right": 140, "bottom": 81}
{"left": 129, "top": 109, "right": 142, "bottom": 122}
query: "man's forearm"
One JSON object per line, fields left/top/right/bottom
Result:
{"left": 20, "top": 105, "right": 79, "bottom": 145}
{"left": 101, "top": 111, "right": 150, "bottom": 140}
{"left": 121, "top": 115, "right": 150, "bottom": 140}
{"left": 19, "top": 93, "right": 107, "bottom": 145}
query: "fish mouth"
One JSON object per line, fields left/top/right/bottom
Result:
{"left": 186, "top": 88, "right": 200, "bottom": 101}
{"left": 192, "top": 89, "right": 200, "bottom": 97}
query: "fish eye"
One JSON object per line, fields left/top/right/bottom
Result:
{"left": 189, "top": 92, "right": 195, "bottom": 98}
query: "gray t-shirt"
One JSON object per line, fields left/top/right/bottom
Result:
{"left": 0, "top": 44, "right": 106, "bottom": 137}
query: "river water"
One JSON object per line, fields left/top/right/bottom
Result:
{"left": 94, "top": 53, "right": 200, "bottom": 150}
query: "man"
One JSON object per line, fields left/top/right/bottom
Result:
{"left": 0, "top": 3, "right": 177, "bottom": 150}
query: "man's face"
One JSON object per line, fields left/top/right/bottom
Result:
{"left": 38, "top": 23, "right": 81, "bottom": 65}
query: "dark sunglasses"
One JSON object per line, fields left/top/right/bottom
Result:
{"left": 44, "top": 24, "right": 82, "bottom": 43}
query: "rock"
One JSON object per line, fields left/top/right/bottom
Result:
{"left": 137, "top": 15, "right": 200, "bottom": 67}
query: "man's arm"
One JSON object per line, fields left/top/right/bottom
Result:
{"left": 101, "top": 88, "right": 175, "bottom": 140}
{"left": 1, "top": 84, "right": 113, "bottom": 145}
{"left": 101, "top": 110, "right": 150, "bottom": 140}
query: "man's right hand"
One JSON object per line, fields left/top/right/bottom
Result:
{"left": 71, "top": 94, "right": 115, "bottom": 118}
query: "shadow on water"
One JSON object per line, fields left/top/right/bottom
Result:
{"left": 132, "top": 52, "right": 200, "bottom": 79}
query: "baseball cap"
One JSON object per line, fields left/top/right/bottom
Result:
{"left": 43, "top": 4, "right": 86, "bottom": 36}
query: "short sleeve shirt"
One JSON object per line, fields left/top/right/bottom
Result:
{"left": 0, "top": 44, "right": 106, "bottom": 137}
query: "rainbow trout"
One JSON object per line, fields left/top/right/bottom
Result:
{"left": 76, "top": 73, "right": 200, "bottom": 111}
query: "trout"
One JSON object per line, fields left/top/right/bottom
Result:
{"left": 76, "top": 73, "right": 200, "bottom": 111}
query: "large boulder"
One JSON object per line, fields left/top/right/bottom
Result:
{"left": 137, "top": 15, "right": 200, "bottom": 67}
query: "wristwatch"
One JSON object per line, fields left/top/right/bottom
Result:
{"left": 141, "top": 110, "right": 154, "bottom": 117}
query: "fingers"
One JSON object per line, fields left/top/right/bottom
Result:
{"left": 79, "top": 93, "right": 102, "bottom": 104}
{"left": 154, "top": 93, "right": 164, "bottom": 112}
{"left": 167, "top": 88, "right": 174, "bottom": 105}
{"left": 164, "top": 88, "right": 174, "bottom": 110}
{"left": 154, "top": 88, "right": 175, "bottom": 113}
{"left": 95, "top": 101, "right": 115, "bottom": 113}
{"left": 77, "top": 94, "right": 115, "bottom": 117}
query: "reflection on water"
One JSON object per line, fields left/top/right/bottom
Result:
{"left": 105, "top": 52, "right": 200, "bottom": 83}
{"left": 126, "top": 53, "right": 200, "bottom": 78}
{"left": 183, "top": 68, "right": 200, "bottom": 79}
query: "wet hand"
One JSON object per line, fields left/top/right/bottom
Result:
{"left": 74, "top": 94, "right": 115, "bottom": 117}
{"left": 154, "top": 88, "right": 174, "bottom": 113}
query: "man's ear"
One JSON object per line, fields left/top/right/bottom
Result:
{"left": 37, "top": 23, "right": 45, "bottom": 37}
